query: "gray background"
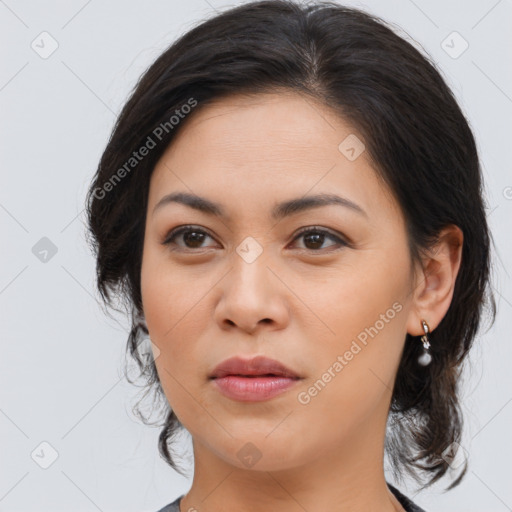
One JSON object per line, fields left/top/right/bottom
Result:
{"left": 1, "top": 0, "right": 511, "bottom": 511}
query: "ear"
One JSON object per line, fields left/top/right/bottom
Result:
{"left": 405, "top": 225, "right": 464, "bottom": 336}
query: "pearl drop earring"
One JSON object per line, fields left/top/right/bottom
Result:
{"left": 418, "top": 319, "right": 432, "bottom": 366}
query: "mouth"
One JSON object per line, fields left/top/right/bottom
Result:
{"left": 209, "top": 355, "right": 301, "bottom": 380}
{"left": 208, "top": 355, "right": 302, "bottom": 402}
{"left": 210, "top": 374, "right": 301, "bottom": 402}
{"left": 211, "top": 373, "right": 299, "bottom": 378}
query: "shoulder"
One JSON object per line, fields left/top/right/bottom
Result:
{"left": 387, "top": 482, "right": 428, "bottom": 512}
{"left": 153, "top": 494, "right": 184, "bottom": 512}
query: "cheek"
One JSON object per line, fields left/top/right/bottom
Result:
{"left": 141, "top": 245, "right": 184, "bottom": 370}
{"left": 295, "top": 248, "right": 410, "bottom": 347}
{"left": 293, "top": 248, "right": 411, "bottom": 417}
{"left": 140, "top": 247, "right": 213, "bottom": 408}
{"left": 140, "top": 250, "right": 166, "bottom": 336}
{"left": 140, "top": 243, "right": 191, "bottom": 336}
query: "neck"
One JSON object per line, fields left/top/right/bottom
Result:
{"left": 179, "top": 400, "right": 403, "bottom": 512}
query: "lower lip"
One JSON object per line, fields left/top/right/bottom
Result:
{"left": 211, "top": 375, "right": 300, "bottom": 402}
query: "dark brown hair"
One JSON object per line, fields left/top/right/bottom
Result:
{"left": 85, "top": 0, "right": 496, "bottom": 491}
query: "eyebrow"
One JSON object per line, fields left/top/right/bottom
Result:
{"left": 152, "top": 191, "right": 368, "bottom": 220}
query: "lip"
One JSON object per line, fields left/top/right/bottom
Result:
{"left": 209, "top": 355, "right": 301, "bottom": 379}
{"left": 209, "top": 356, "right": 302, "bottom": 402}
{"left": 211, "top": 375, "right": 300, "bottom": 402}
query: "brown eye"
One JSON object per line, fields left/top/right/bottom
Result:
{"left": 291, "top": 227, "right": 348, "bottom": 252}
{"left": 162, "top": 226, "right": 216, "bottom": 250}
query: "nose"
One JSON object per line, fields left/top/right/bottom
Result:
{"left": 214, "top": 249, "right": 290, "bottom": 335}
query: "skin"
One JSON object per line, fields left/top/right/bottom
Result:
{"left": 140, "top": 91, "right": 463, "bottom": 512}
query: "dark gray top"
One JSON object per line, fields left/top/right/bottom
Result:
{"left": 154, "top": 482, "right": 426, "bottom": 511}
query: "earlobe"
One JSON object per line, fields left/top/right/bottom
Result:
{"left": 406, "top": 225, "right": 464, "bottom": 336}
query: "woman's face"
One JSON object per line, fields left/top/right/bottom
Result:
{"left": 141, "top": 91, "right": 420, "bottom": 471}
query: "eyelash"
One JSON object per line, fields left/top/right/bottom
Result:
{"left": 161, "top": 225, "right": 350, "bottom": 253}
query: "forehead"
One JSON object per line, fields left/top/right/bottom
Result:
{"left": 169, "top": 91, "right": 359, "bottom": 161}
{"left": 148, "top": 91, "right": 399, "bottom": 224}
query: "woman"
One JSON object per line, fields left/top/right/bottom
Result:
{"left": 85, "top": 1, "right": 495, "bottom": 510}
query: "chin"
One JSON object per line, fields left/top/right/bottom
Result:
{"left": 209, "top": 431, "right": 315, "bottom": 473}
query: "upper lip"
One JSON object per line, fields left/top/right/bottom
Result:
{"left": 209, "top": 355, "right": 301, "bottom": 379}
